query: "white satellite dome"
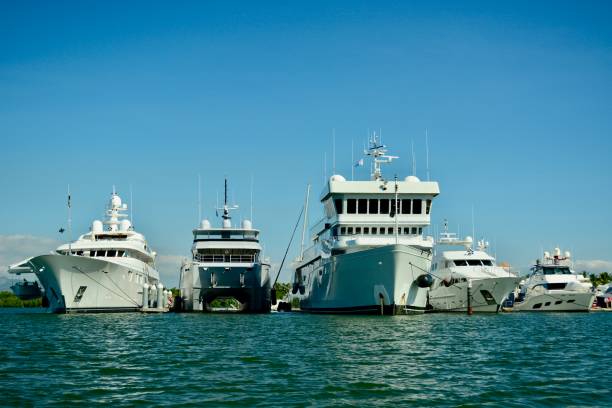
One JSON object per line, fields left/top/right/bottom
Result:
{"left": 92, "top": 220, "right": 103, "bottom": 233}
{"left": 111, "top": 194, "right": 122, "bottom": 208}
{"left": 119, "top": 219, "right": 132, "bottom": 231}
{"left": 330, "top": 174, "right": 346, "bottom": 182}
{"left": 223, "top": 219, "right": 232, "bottom": 228}
{"left": 242, "top": 219, "right": 253, "bottom": 230}
{"left": 200, "top": 219, "right": 211, "bottom": 229}
{"left": 405, "top": 175, "right": 420, "bottom": 183}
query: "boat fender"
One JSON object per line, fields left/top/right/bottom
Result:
{"left": 416, "top": 274, "right": 434, "bottom": 288}
{"left": 291, "top": 282, "right": 298, "bottom": 295}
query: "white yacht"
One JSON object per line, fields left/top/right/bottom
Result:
{"left": 179, "top": 179, "right": 271, "bottom": 313}
{"left": 292, "top": 135, "right": 439, "bottom": 314}
{"left": 512, "top": 248, "right": 594, "bottom": 312}
{"left": 9, "top": 189, "right": 163, "bottom": 313}
{"left": 428, "top": 227, "right": 520, "bottom": 312}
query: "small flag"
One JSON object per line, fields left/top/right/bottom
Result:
{"left": 59, "top": 228, "right": 65, "bottom": 234}
{"left": 354, "top": 159, "right": 364, "bottom": 167}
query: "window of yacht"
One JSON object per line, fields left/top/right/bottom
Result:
{"left": 355, "top": 227, "right": 362, "bottom": 234}
{"left": 334, "top": 199, "right": 344, "bottom": 215}
{"left": 347, "top": 199, "right": 357, "bottom": 214}
{"left": 364, "top": 227, "right": 369, "bottom": 234}
{"left": 390, "top": 199, "right": 397, "bottom": 216}
{"left": 347, "top": 227, "right": 354, "bottom": 235}
{"left": 358, "top": 199, "right": 367, "bottom": 214}
{"left": 369, "top": 199, "right": 378, "bottom": 214}
{"left": 482, "top": 260, "right": 493, "bottom": 266}
{"left": 426, "top": 199, "right": 432, "bottom": 215}
{"left": 418, "top": 227, "right": 423, "bottom": 234}
{"left": 454, "top": 260, "right": 468, "bottom": 266}
{"left": 380, "top": 228, "right": 385, "bottom": 235}
{"left": 107, "top": 250, "right": 117, "bottom": 257}
{"left": 371, "top": 227, "right": 377, "bottom": 234}
{"left": 467, "top": 260, "right": 481, "bottom": 266}
{"left": 401, "top": 199, "right": 411, "bottom": 214}
{"left": 544, "top": 267, "right": 571, "bottom": 275}
{"left": 403, "top": 227, "right": 409, "bottom": 234}
{"left": 387, "top": 227, "right": 394, "bottom": 234}
{"left": 413, "top": 199, "right": 422, "bottom": 214}
{"left": 340, "top": 227, "right": 346, "bottom": 235}
{"left": 96, "top": 250, "right": 106, "bottom": 257}
{"left": 379, "top": 199, "right": 389, "bottom": 214}
{"left": 411, "top": 227, "right": 417, "bottom": 234}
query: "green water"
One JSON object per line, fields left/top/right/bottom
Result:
{"left": 0, "top": 309, "right": 609, "bottom": 407}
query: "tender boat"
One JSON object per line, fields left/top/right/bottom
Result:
{"left": 292, "top": 134, "right": 438, "bottom": 314}
{"left": 512, "top": 248, "right": 594, "bottom": 312}
{"left": 427, "top": 227, "right": 520, "bottom": 313}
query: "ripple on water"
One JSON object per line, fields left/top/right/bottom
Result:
{"left": 0, "top": 309, "right": 610, "bottom": 406}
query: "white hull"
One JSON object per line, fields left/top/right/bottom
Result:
{"left": 512, "top": 291, "right": 594, "bottom": 312}
{"left": 299, "top": 244, "right": 432, "bottom": 314}
{"left": 30, "top": 254, "right": 159, "bottom": 313}
{"left": 428, "top": 277, "right": 519, "bottom": 313}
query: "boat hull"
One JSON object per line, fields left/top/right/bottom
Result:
{"left": 30, "top": 254, "right": 158, "bottom": 313}
{"left": 428, "top": 277, "right": 519, "bottom": 313}
{"left": 298, "top": 244, "right": 432, "bottom": 315}
{"left": 181, "top": 262, "right": 271, "bottom": 313}
{"left": 512, "top": 291, "right": 594, "bottom": 312}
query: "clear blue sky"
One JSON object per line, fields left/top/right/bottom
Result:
{"left": 1, "top": 0, "right": 611, "bottom": 286}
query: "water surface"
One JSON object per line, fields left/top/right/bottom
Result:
{"left": 1, "top": 309, "right": 609, "bottom": 406}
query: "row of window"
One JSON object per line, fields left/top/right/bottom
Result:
{"left": 335, "top": 226, "right": 423, "bottom": 236}
{"left": 61, "top": 249, "right": 152, "bottom": 265}
{"left": 335, "top": 198, "right": 432, "bottom": 215}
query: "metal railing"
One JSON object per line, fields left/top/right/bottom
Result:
{"left": 194, "top": 254, "right": 255, "bottom": 263}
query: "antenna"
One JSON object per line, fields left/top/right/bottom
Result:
{"left": 425, "top": 129, "right": 430, "bottom": 181}
{"left": 67, "top": 184, "right": 72, "bottom": 254}
{"left": 130, "top": 184, "right": 134, "bottom": 226}
{"left": 351, "top": 139, "right": 355, "bottom": 181}
{"left": 411, "top": 140, "right": 416, "bottom": 176}
{"left": 299, "top": 184, "right": 311, "bottom": 260}
{"left": 198, "top": 174, "right": 202, "bottom": 223}
{"left": 471, "top": 205, "right": 475, "bottom": 250}
{"left": 250, "top": 173, "right": 254, "bottom": 223}
{"left": 332, "top": 128, "right": 336, "bottom": 175}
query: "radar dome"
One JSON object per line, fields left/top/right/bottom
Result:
{"left": 223, "top": 219, "right": 231, "bottom": 228}
{"left": 92, "top": 220, "right": 103, "bottom": 233}
{"left": 330, "top": 174, "right": 346, "bottom": 182}
{"left": 111, "top": 194, "right": 122, "bottom": 208}
{"left": 554, "top": 247, "right": 561, "bottom": 257}
{"left": 119, "top": 219, "right": 132, "bottom": 231}
{"left": 200, "top": 219, "right": 211, "bottom": 229}
{"left": 242, "top": 220, "right": 253, "bottom": 230}
{"left": 564, "top": 251, "right": 571, "bottom": 258}
{"left": 405, "top": 176, "right": 420, "bottom": 183}
{"left": 464, "top": 236, "right": 473, "bottom": 243}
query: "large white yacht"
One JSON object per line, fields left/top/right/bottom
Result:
{"left": 292, "top": 135, "right": 439, "bottom": 314}
{"left": 427, "top": 226, "right": 520, "bottom": 312}
{"left": 179, "top": 179, "right": 271, "bottom": 313}
{"left": 511, "top": 248, "right": 594, "bottom": 312}
{"left": 9, "top": 189, "right": 162, "bottom": 313}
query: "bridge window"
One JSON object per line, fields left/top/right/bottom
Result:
{"left": 411, "top": 227, "right": 417, "bottom": 234}
{"left": 371, "top": 227, "right": 377, "bottom": 234}
{"left": 454, "top": 260, "right": 468, "bottom": 266}
{"left": 347, "top": 199, "right": 357, "bottom": 214}
{"left": 355, "top": 227, "right": 362, "bottom": 234}
{"left": 482, "top": 260, "right": 493, "bottom": 266}
{"left": 426, "top": 199, "right": 432, "bottom": 215}
{"left": 369, "top": 199, "right": 378, "bottom": 214}
{"left": 380, "top": 199, "right": 389, "bottom": 214}
{"left": 401, "top": 199, "right": 411, "bottom": 214}
{"left": 413, "top": 199, "right": 422, "bottom": 214}
{"left": 340, "top": 227, "right": 346, "bottom": 235}
{"left": 358, "top": 199, "right": 367, "bottom": 214}
{"left": 467, "top": 260, "right": 481, "bottom": 266}
{"left": 387, "top": 227, "right": 394, "bottom": 234}
{"left": 364, "top": 227, "right": 369, "bottom": 234}
{"left": 347, "top": 227, "right": 354, "bottom": 234}
{"left": 107, "top": 250, "right": 117, "bottom": 257}
{"left": 334, "top": 199, "right": 343, "bottom": 215}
